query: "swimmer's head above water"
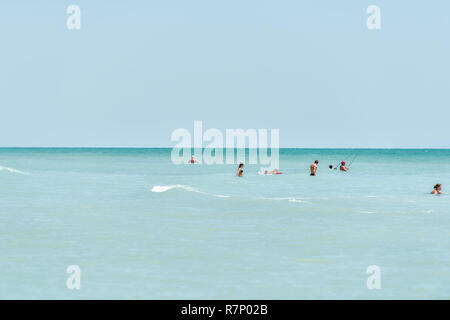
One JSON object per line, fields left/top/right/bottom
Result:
{"left": 189, "top": 156, "right": 197, "bottom": 163}
{"left": 432, "top": 184, "right": 442, "bottom": 194}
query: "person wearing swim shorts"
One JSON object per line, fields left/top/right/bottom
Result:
{"left": 310, "top": 160, "right": 318, "bottom": 176}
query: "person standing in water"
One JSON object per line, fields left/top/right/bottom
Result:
{"left": 340, "top": 161, "right": 349, "bottom": 171}
{"left": 310, "top": 160, "right": 319, "bottom": 176}
{"left": 236, "top": 163, "right": 244, "bottom": 177}
{"left": 431, "top": 184, "right": 442, "bottom": 194}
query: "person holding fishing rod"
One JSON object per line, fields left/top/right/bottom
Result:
{"left": 328, "top": 161, "right": 349, "bottom": 171}
{"left": 339, "top": 161, "right": 349, "bottom": 171}
{"left": 329, "top": 154, "right": 357, "bottom": 171}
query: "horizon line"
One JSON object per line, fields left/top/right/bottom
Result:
{"left": 1, "top": 146, "right": 450, "bottom": 150}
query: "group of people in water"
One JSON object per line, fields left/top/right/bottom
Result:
{"left": 239, "top": 159, "right": 349, "bottom": 177}
{"left": 191, "top": 156, "right": 443, "bottom": 195}
{"left": 309, "top": 160, "right": 442, "bottom": 195}
{"left": 310, "top": 160, "right": 348, "bottom": 176}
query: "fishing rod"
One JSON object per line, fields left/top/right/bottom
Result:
{"left": 333, "top": 152, "right": 358, "bottom": 169}
{"left": 333, "top": 152, "right": 353, "bottom": 169}
{"left": 347, "top": 153, "right": 358, "bottom": 168}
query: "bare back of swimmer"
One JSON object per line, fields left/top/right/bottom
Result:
{"left": 310, "top": 160, "right": 318, "bottom": 176}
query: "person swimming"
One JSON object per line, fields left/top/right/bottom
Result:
{"left": 310, "top": 160, "right": 318, "bottom": 176}
{"left": 339, "top": 161, "right": 349, "bottom": 172}
{"left": 329, "top": 165, "right": 333, "bottom": 169}
{"left": 431, "top": 184, "right": 442, "bottom": 195}
{"left": 236, "top": 163, "right": 244, "bottom": 177}
{"left": 264, "top": 168, "right": 281, "bottom": 175}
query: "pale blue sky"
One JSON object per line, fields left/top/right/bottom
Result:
{"left": 1, "top": 1, "right": 449, "bottom": 147}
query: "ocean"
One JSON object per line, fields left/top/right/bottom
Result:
{"left": 0, "top": 148, "right": 449, "bottom": 299}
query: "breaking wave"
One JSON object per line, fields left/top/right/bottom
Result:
{"left": 151, "top": 185, "right": 230, "bottom": 198}
{"left": 0, "top": 165, "right": 29, "bottom": 175}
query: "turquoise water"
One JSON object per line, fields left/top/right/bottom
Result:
{"left": 1, "top": 148, "right": 449, "bottom": 299}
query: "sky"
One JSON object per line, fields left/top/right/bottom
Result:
{"left": 1, "top": 1, "right": 449, "bottom": 148}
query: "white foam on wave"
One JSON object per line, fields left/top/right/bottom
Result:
{"left": 288, "top": 199, "right": 304, "bottom": 203}
{"left": 151, "top": 185, "right": 181, "bottom": 193}
{"left": 0, "top": 165, "right": 29, "bottom": 175}
{"left": 151, "top": 185, "right": 230, "bottom": 198}
{"left": 261, "top": 196, "right": 308, "bottom": 203}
